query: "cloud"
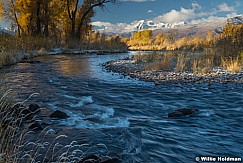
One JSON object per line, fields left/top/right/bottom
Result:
{"left": 153, "top": 8, "right": 196, "bottom": 23}
{"left": 91, "top": 21, "right": 131, "bottom": 33}
{"left": 151, "top": 2, "right": 233, "bottom": 24}
{"left": 218, "top": 3, "right": 235, "bottom": 12}
{"left": 226, "top": 12, "right": 238, "bottom": 18}
{"left": 190, "top": 16, "right": 225, "bottom": 24}
{"left": 119, "top": 0, "right": 155, "bottom": 2}
{"left": 192, "top": 2, "right": 202, "bottom": 10}
{"left": 91, "top": 21, "right": 112, "bottom": 27}
{"left": 147, "top": 10, "right": 153, "bottom": 13}
{"left": 153, "top": 3, "right": 201, "bottom": 23}
{"left": 91, "top": 2, "right": 240, "bottom": 33}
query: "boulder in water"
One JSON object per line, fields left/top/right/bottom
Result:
{"left": 49, "top": 110, "right": 69, "bottom": 119}
{"left": 78, "top": 154, "right": 99, "bottom": 163}
{"left": 100, "top": 157, "right": 121, "bottom": 163}
{"left": 28, "top": 103, "right": 40, "bottom": 113}
{"left": 78, "top": 154, "right": 121, "bottom": 163}
{"left": 28, "top": 121, "right": 43, "bottom": 130}
{"left": 168, "top": 108, "right": 198, "bottom": 118}
{"left": 22, "top": 103, "right": 41, "bottom": 120}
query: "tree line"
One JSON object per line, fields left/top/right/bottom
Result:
{"left": 1, "top": 0, "right": 116, "bottom": 43}
{"left": 125, "top": 23, "right": 243, "bottom": 60}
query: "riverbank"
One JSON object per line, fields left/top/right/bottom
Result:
{"left": 0, "top": 48, "right": 127, "bottom": 69}
{"left": 103, "top": 57, "right": 243, "bottom": 84}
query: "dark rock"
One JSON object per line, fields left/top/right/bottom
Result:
{"left": 11, "top": 103, "right": 25, "bottom": 115}
{"left": 21, "top": 104, "right": 40, "bottom": 120}
{"left": 49, "top": 110, "right": 69, "bottom": 119}
{"left": 100, "top": 157, "right": 121, "bottom": 163}
{"left": 28, "top": 104, "right": 40, "bottom": 113}
{"left": 168, "top": 108, "right": 198, "bottom": 118}
{"left": 28, "top": 121, "right": 43, "bottom": 130}
{"left": 79, "top": 154, "right": 99, "bottom": 163}
{"left": 20, "top": 60, "right": 41, "bottom": 64}
{"left": 123, "top": 57, "right": 130, "bottom": 60}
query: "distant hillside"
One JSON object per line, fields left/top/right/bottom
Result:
{"left": 153, "top": 15, "right": 243, "bottom": 39}
{"left": 102, "top": 15, "right": 243, "bottom": 39}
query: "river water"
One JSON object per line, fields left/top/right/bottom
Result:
{"left": 1, "top": 52, "right": 243, "bottom": 162}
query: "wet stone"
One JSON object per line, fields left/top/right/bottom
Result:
{"left": 28, "top": 103, "right": 40, "bottom": 113}
{"left": 168, "top": 108, "right": 198, "bottom": 118}
{"left": 28, "top": 121, "right": 43, "bottom": 130}
{"left": 49, "top": 110, "right": 69, "bottom": 119}
{"left": 103, "top": 58, "right": 243, "bottom": 85}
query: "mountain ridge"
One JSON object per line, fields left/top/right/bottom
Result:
{"left": 99, "top": 14, "right": 243, "bottom": 38}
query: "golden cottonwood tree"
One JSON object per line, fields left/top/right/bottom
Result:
{"left": 0, "top": 0, "right": 3, "bottom": 19}
{"left": 3, "top": 0, "right": 116, "bottom": 41}
{"left": 66, "top": 0, "right": 116, "bottom": 40}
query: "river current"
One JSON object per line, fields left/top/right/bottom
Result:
{"left": 1, "top": 52, "right": 243, "bottom": 162}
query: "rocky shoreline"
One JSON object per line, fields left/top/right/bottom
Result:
{"left": 103, "top": 58, "right": 243, "bottom": 84}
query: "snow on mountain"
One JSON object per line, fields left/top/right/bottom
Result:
{"left": 93, "top": 14, "right": 243, "bottom": 38}
{"left": 227, "top": 14, "right": 243, "bottom": 25}
{"left": 153, "top": 14, "right": 243, "bottom": 39}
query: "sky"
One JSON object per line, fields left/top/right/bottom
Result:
{"left": 1, "top": 0, "right": 242, "bottom": 32}
{"left": 92, "top": 0, "right": 243, "bottom": 32}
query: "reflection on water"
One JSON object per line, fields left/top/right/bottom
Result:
{"left": 54, "top": 56, "right": 91, "bottom": 77}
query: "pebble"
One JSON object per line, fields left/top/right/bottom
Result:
{"left": 103, "top": 59, "right": 243, "bottom": 85}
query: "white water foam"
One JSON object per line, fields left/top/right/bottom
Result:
{"left": 63, "top": 94, "right": 79, "bottom": 100}
{"left": 90, "top": 104, "right": 115, "bottom": 120}
{"left": 67, "top": 96, "right": 94, "bottom": 107}
{"left": 199, "top": 110, "right": 215, "bottom": 117}
{"left": 59, "top": 104, "right": 129, "bottom": 128}
{"left": 225, "top": 107, "right": 242, "bottom": 111}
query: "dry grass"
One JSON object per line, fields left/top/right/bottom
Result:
{"left": 0, "top": 35, "right": 57, "bottom": 69}
{"left": 133, "top": 53, "right": 144, "bottom": 63}
{"left": 204, "top": 58, "right": 214, "bottom": 72}
{"left": 145, "top": 60, "right": 171, "bottom": 71}
{"left": 144, "top": 52, "right": 173, "bottom": 71}
{"left": 0, "top": 51, "right": 22, "bottom": 69}
{"left": 0, "top": 89, "right": 26, "bottom": 163}
{"left": 133, "top": 52, "right": 161, "bottom": 63}
{"left": 0, "top": 88, "right": 110, "bottom": 163}
{"left": 133, "top": 51, "right": 242, "bottom": 74}
{"left": 192, "top": 59, "right": 203, "bottom": 74}
{"left": 221, "top": 57, "right": 242, "bottom": 73}
{"left": 176, "top": 54, "right": 186, "bottom": 72}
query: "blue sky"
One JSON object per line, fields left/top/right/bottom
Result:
{"left": 92, "top": 0, "right": 243, "bottom": 32}
{"left": 1, "top": 0, "right": 242, "bottom": 31}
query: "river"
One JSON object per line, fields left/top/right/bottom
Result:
{"left": 1, "top": 52, "right": 243, "bottom": 162}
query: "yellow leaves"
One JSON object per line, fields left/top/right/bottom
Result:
{"left": 0, "top": 0, "right": 3, "bottom": 20}
{"left": 154, "top": 33, "right": 164, "bottom": 46}
{"left": 129, "top": 30, "right": 153, "bottom": 47}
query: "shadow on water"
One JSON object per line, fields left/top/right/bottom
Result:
{"left": 1, "top": 52, "right": 243, "bottom": 162}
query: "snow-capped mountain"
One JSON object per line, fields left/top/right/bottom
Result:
{"left": 93, "top": 14, "right": 243, "bottom": 38}
{"left": 227, "top": 14, "right": 243, "bottom": 25}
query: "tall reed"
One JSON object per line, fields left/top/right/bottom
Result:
{"left": 0, "top": 89, "right": 110, "bottom": 163}
{"left": 221, "top": 57, "right": 241, "bottom": 73}
{"left": 176, "top": 54, "right": 186, "bottom": 72}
